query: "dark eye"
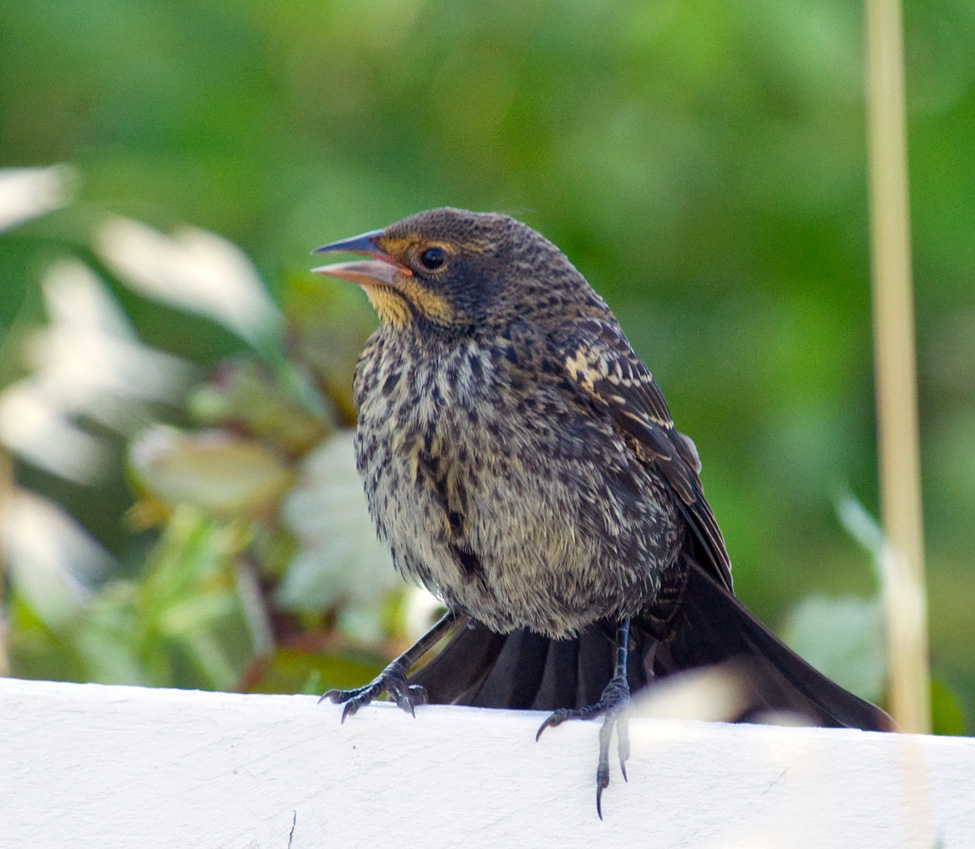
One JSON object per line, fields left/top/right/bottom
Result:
{"left": 419, "top": 246, "right": 446, "bottom": 270}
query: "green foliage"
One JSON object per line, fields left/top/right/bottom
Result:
{"left": 1, "top": 0, "right": 972, "bottom": 729}
{"left": 781, "top": 594, "right": 886, "bottom": 703}
{"left": 930, "top": 678, "right": 966, "bottom": 737}
{"left": 0, "top": 189, "right": 414, "bottom": 695}
{"left": 7, "top": 506, "right": 251, "bottom": 689}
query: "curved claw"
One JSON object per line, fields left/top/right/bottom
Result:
{"left": 535, "top": 673, "right": 632, "bottom": 819}
{"left": 320, "top": 663, "right": 425, "bottom": 722}
{"left": 536, "top": 695, "right": 610, "bottom": 740}
{"left": 536, "top": 708, "right": 572, "bottom": 741}
{"left": 596, "top": 769, "right": 610, "bottom": 820}
{"left": 318, "top": 612, "right": 460, "bottom": 722}
{"left": 319, "top": 688, "right": 350, "bottom": 705}
{"left": 393, "top": 684, "right": 427, "bottom": 717}
{"left": 596, "top": 712, "right": 612, "bottom": 818}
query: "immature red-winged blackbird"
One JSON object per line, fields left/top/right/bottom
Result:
{"left": 313, "top": 208, "right": 893, "bottom": 816}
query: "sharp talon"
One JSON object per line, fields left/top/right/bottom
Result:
{"left": 536, "top": 709, "right": 568, "bottom": 741}
{"left": 398, "top": 684, "right": 427, "bottom": 714}
{"left": 320, "top": 661, "right": 418, "bottom": 721}
{"left": 595, "top": 716, "right": 612, "bottom": 816}
{"left": 397, "top": 694, "right": 416, "bottom": 717}
{"left": 596, "top": 765, "right": 610, "bottom": 820}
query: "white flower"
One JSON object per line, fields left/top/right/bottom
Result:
{"left": 0, "top": 381, "right": 109, "bottom": 482}
{"left": 0, "top": 489, "right": 111, "bottom": 628}
{"left": 97, "top": 217, "right": 280, "bottom": 346}
{"left": 0, "top": 260, "right": 192, "bottom": 482}
{"left": 0, "top": 165, "right": 76, "bottom": 232}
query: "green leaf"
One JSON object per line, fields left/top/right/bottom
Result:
{"left": 930, "top": 678, "right": 967, "bottom": 736}
{"left": 130, "top": 426, "right": 295, "bottom": 518}
{"left": 781, "top": 594, "right": 886, "bottom": 703}
{"left": 277, "top": 431, "right": 399, "bottom": 643}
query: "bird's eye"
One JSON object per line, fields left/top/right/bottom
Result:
{"left": 419, "top": 246, "right": 446, "bottom": 270}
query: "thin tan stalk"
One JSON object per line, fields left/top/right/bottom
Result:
{"left": 864, "top": 0, "right": 931, "bottom": 733}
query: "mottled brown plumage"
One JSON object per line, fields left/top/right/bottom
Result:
{"left": 313, "top": 208, "right": 893, "bottom": 815}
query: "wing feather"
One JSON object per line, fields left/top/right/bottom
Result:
{"left": 557, "top": 317, "right": 733, "bottom": 590}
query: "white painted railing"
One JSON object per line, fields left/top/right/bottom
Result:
{"left": 1, "top": 677, "right": 972, "bottom": 848}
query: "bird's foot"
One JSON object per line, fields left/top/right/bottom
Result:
{"left": 320, "top": 661, "right": 427, "bottom": 723}
{"left": 536, "top": 673, "right": 631, "bottom": 819}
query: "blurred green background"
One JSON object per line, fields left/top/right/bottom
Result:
{"left": 0, "top": 0, "right": 972, "bottom": 729}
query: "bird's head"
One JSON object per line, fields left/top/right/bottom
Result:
{"left": 312, "top": 207, "right": 603, "bottom": 334}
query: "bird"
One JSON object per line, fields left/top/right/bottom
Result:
{"left": 311, "top": 207, "right": 893, "bottom": 817}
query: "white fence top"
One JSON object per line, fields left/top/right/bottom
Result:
{"left": 1, "top": 676, "right": 972, "bottom": 848}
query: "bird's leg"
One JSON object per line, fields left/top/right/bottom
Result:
{"left": 537, "top": 618, "right": 631, "bottom": 819}
{"left": 321, "top": 611, "right": 463, "bottom": 722}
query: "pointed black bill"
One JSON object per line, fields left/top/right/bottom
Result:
{"left": 312, "top": 229, "right": 384, "bottom": 256}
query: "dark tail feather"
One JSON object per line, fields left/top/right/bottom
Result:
{"left": 410, "top": 559, "right": 893, "bottom": 732}
{"left": 411, "top": 621, "right": 614, "bottom": 709}
{"left": 407, "top": 621, "right": 507, "bottom": 705}
{"left": 643, "top": 559, "right": 895, "bottom": 731}
{"left": 410, "top": 617, "right": 667, "bottom": 712}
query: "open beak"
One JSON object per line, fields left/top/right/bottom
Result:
{"left": 311, "top": 229, "right": 412, "bottom": 288}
